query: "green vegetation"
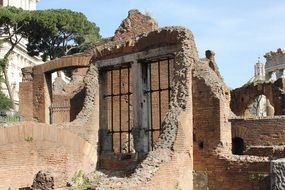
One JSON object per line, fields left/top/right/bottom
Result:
{"left": 24, "top": 136, "right": 33, "bottom": 143}
{"left": 249, "top": 172, "right": 267, "bottom": 182}
{"left": 68, "top": 170, "right": 92, "bottom": 190}
{"left": 0, "top": 7, "right": 30, "bottom": 109}
{"left": 23, "top": 9, "right": 101, "bottom": 61}
{"left": 0, "top": 6, "right": 101, "bottom": 107}
{"left": 0, "top": 91, "right": 13, "bottom": 111}
{"left": 242, "top": 79, "right": 272, "bottom": 88}
{"left": 0, "top": 114, "right": 19, "bottom": 123}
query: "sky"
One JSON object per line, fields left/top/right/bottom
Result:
{"left": 38, "top": 0, "right": 285, "bottom": 89}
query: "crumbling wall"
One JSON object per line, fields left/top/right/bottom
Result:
{"left": 232, "top": 117, "right": 285, "bottom": 147}
{"left": 19, "top": 67, "right": 34, "bottom": 121}
{"left": 0, "top": 58, "right": 100, "bottom": 189}
{"left": 19, "top": 53, "right": 91, "bottom": 123}
{"left": 0, "top": 122, "right": 97, "bottom": 189}
{"left": 13, "top": 9, "right": 278, "bottom": 190}
{"left": 113, "top": 9, "right": 158, "bottom": 41}
{"left": 271, "top": 158, "right": 285, "bottom": 190}
{"left": 70, "top": 87, "right": 86, "bottom": 121}
{"left": 86, "top": 26, "right": 197, "bottom": 190}
{"left": 192, "top": 57, "right": 270, "bottom": 190}
{"left": 50, "top": 94, "right": 70, "bottom": 123}
{"left": 231, "top": 78, "right": 285, "bottom": 116}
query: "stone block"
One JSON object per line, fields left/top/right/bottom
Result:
{"left": 271, "top": 158, "right": 285, "bottom": 190}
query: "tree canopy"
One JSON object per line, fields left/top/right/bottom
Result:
{"left": 24, "top": 9, "right": 101, "bottom": 61}
{"left": 0, "top": 6, "right": 31, "bottom": 110}
{"left": 0, "top": 7, "right": 101, "bottom": 110}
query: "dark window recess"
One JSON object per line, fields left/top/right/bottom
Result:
{"left": 103, "top": 66, "right": 133, "bottom": 153}
{"left": 232, "top": 137, "right": 245, "bottom": 155}
{"left": 143, "top": 58, "right": 174, "bottom": 151}
{"left": 198, "top": 141, "right": 204, "bottom": 149}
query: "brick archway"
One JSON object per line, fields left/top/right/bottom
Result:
{"left": 20, "top": 53, "right": 92, "bottom": 123}
{"left": 33, "top": 53, "right": 91, "bottom": 74}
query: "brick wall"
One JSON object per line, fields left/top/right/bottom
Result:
{"left": 100, "top": 59, "right": 174, "bottom": 153}
{"left": 19, "top": 81, "right": 33, "bottom": 120}
{"left": 32, "top": 73, "right": 51, "bottom": 123}
{"left": 93, "top": 24, "right": 196, "bottom": 189}
{"left": 192, "top": 62, "right": 270, "bottom": 190}
{"left": 16, "top": 9, "right": 277, "bottom": 189}
{"left": 70, "top": 88, "right": 86, "bottom": 121}
{"left": 51, "top": 95, "right": 70, "bottom": 124}
{"left": 231, "top": 116, "right": 285, "bottom": 146}
{"left": 21, "top": 53, "right": 91, "bottom": 123}
{"left": 113, "top": 9, "right": 158, "bottom": 41}
{"left": 0, "top": 142, "right": 81, "bottom": 188}
{"left": 231, "top": 78, "right": 285, "bottom": 116}
{"left": 0, "top": 122, "right": 97, "bottom": 189}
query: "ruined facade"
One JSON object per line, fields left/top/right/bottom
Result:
{"left": 231, "top": 78, "right": 285, "bottom": 116}
{"left": 265, "top": 48, "right": 285, "bottom": 80}
{"left": 0, "top": 9, "right": 284, "bottom": 189}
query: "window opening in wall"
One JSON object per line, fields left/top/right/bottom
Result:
{"left": 198, "top": 141, "right": 204, "bottom": 149}
{"left": 272, "top": 72, "right": 277, "bottom": 81}
{"left": 103, "top": 64, "right": 133, "bottom": 153}
{"left": 143, "top": 57, "right": 174, "bottom": 151}
{"left": 48, "top": 68, "right": 86, "bottom": 124}
{"left": 232, "top": 137, "right": 245, "bottom": 155}
{"left": 246, "top": 95, "right": 273, "bottom": 117}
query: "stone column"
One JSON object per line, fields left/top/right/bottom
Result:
{"left": 19, "top": 67, "right": 34, "bottom": 121}
{"left": 33, "top": 72, "right": 52, "bottom": 123}
{"left": 132, "top": 61, "right": 149, "bottom": 156}
{"left": 271, "top": 158, "right": 285, "bottom": 190}
{"left": 99, "top": 70, "right": 113, "bottom": 153}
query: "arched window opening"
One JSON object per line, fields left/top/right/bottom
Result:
{"left": 49, "top": 68, "right": 87, "bottom": 124}
{"left": 245, "top": 95, "right": 274, "bottom": 117}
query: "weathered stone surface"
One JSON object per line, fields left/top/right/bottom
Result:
{"left": 32, "top": 171, "right": 54, "bottom": 190}
{"left": 193, "top": 171, "right": 208, "bottom": 190}
{"left": 231, "top": 78, "right": 285, "bottom": 116}
{"left": 52, "top": 77, "right": 66, "bottom": 95}
{"left": 113, "top": 9, "right": 158, "bottom": 41}
{"left": 271, "top": 158, "right": 285, "bottom": 190}
{"left": 265, "top": 48, "right": 285, "bottom": 80}
{"left": 21, "top": 66, "right": 33, "bottom": 82}
{"left": 7, "top": 8, "right": 283, "bottom": 190}
{"left": 266, "top": 99, "right": 275, "bottom": 116}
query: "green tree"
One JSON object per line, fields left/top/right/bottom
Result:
{"left": 0, "top": 40, "right": 13, "bottom": 111}
{"left": 0, "top": 6, "right": 30, "bottom": 109}
{"left": 0, "top": 7, "right": 101, "bottom": 110}
{"left": 24, "top": 9, "right": 101, "bottom": 61}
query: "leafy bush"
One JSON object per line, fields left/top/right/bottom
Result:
{"left": 68, "top": 170, "right": 92, "bottom": 190}
{"left": 0, "top": 91, "right": 13, "bottom": 111}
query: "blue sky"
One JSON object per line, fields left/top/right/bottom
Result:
{"left": 38, "top": 0, "right": 285, "bottom": 88}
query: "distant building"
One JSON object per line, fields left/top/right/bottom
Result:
{"left": 0, "top": 0, "right": 39, "bottom": 10}
{"left": 0, "top": 0, "right": 43, "bottom": 111}
{"left": 254, "top": 60, "right": 265, "bottom": 81}
{"left": 264, "top": 48, "right": 285, "bottom": 80}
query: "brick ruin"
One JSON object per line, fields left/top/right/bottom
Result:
{"left": 264, "top": 48, "right": 285, "bottom": 80}
{"left": 1, "top": 9, "right": 285, "bottom": 189}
